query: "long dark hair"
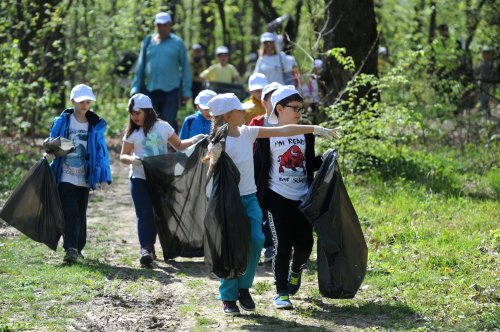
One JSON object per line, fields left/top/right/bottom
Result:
{"left": 125, "top": 98, "right": 158, "bottom": 138}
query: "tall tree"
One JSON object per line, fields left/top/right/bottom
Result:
{"left": 322, "top": 0, "right": 379, "bottom": 105}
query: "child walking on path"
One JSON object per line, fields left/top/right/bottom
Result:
{"left": 254, "top": 85, "right": 334, "bottom": 309}
{"left": 205, "top": 93, "right": 339, "bottom": 315}
{"left": 120, "top": 93, "right": 205, "bottom": 267}
{"left": 47, "top": 84, "right": 112, "bottom": 264}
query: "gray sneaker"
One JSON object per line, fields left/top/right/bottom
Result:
{"left": 261, "top": 246, "right": 274, "bottom": 263}
{"left": 63, "top": 248, "right": 78, "bottom": 264}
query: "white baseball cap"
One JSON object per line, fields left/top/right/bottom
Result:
{"left": 261, "top": 81, "right": 282, "bottom": 101}
{"left": 70, "top": 84, "right": 96, "bottom": 102}
{"left": 269, "top": 85, "right": 299, "bottom": 124}
{"left": 194, "top": 89, "right": 217, "bottom": 109}
{"left": 207, "top": 93, "right": 253, "bottom": 116}
{"left": 313, "top": 59, "right": 324, "bottom": 69}
{"left": 216, "top": 46, "right": 229, "bottom": 55}
{"left": 128, "top": 93, "right": 153, "bottom": 111}
{"left": 192, "top": 44, "right": 203, "bottom": 50}
{"left": 260, "top": 32, "right": 275, "bottom": 43}
{"left": 248, "top": 73, "right": 268, "bottom": 92}
{"left": 154, "top": 12, "right": 172, "bottom": 25}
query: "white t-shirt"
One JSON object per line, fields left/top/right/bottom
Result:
{"left": 254, "top": 52, "right": 293, "bottom": 85}
{"left": 123, "top": 120, "right": 175, "bottom": 179}
{"left": 225, "top": 125, "right": 260, "bottom": 195}
{"left": 60, "top": 114, "right": 89, "bottom": 187}
{"left": 268, "top": 134, "right": 308, "bottom": 201}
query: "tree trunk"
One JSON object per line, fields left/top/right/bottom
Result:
{"left": 200, "top": 0, "right": 215, "bottom": 61}
{"left": 322, "top": 0, "right": 379, "bottom": 105}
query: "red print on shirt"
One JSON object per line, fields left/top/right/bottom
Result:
{"left": 278, "top": 145, "right": 305, "bottom": 173}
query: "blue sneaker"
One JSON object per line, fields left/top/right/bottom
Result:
{"left": 274, "top": 293, "right": 293, "bottom": 309}
{"left": 287, "top": 270, "right": 302, "bottom": 295}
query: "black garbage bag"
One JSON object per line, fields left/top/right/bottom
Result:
{"left": 142, "top": 139, "right": 209, "bottom": 260}
{"left": 203, "top": 125, "right": 250, "bottom": 279}
{"left": 43, "top": 136, "right": 75, "bottom": 157}
{"left": 0, "top": 158, "right": 64, "bottom": 251}
{"left": 299, "top": 150, "right": 368, "bottom": 298}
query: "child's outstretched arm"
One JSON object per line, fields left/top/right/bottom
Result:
{"left": 257, "top": 125, "right": 341, "bottom": 139}
{"left": 168, "top": 133, "right": 207, "bottom": 151}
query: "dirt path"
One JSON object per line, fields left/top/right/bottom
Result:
{"left": 72, "top": 146, "right": 360, "bottom": 332}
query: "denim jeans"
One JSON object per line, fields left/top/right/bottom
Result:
{"left": 130, "top": 178, "right": 157, "bottom": 251}
{"left": 149, "top": 89, "right": 180, "bottom": 132}
{"left": 58, "top": 182, "right": 90, "bottom": 252}
{"left": 219, "top": 193, "right": 265, "bottom": 301}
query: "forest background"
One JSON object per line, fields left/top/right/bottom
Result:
{"left": 0, "top": 0, "right": 499, "bottom": 331}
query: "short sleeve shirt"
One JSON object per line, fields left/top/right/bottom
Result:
{"left": 268, "top": 134, "right": 308, "bottom": 201}
{"left": 123, "top": 120, "right": 174, "bottom": 179}
{"left": 60, "top": 114, "right": 89, "bottom": 187}
{"left": 225, "top": 125, "right": 260, "bottom": 195}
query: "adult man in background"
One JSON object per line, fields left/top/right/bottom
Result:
{"left": 130, "top": 12, "right": 191, "bottom": 132}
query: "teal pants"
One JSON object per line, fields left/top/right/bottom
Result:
{"left": 219, "top": 193, "right": 265, "bottom": 301}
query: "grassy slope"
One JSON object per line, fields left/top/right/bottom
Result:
{"left": 0, "top": 141, "right": 498, "bottom": 331}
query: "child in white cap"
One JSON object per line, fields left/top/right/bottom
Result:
{"left": 243, "top": 73, "right": 268, "bottom": 124}
{"left": 46, "top": 84, "right": 112, "bottom": 264}
{"left": 120, "top": 93, "right": 206, "bottom": 267}
{"left": 179, "top": 89, "right": 217, "bottom": 139}
{"left": 254, "top": 85, "right": 337, "bottom": 309}
{"left": 248, "top": 81, "right": 282, "bottom": 127}
{"left": 200, "top": 46, "right": 241, "bottom": 84}
{"left": 204, "top": 92, "right": 339, "bottom": 315}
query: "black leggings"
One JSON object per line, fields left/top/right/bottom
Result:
{"left": 268, "top": 189, "right": 314, "bottom": 294}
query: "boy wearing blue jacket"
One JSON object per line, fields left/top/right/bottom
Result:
{"left": 47, "top": 84, "right": 112, "bottom": 264}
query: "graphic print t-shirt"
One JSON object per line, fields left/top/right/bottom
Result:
{"left": 60, "top": 114, "right": 89, "bottom": 187}
{"left": 123, "top": 120, "right": 174, "bottom": 179}
{"left": 268, "top": 134, "right": 308, "bottom": 201}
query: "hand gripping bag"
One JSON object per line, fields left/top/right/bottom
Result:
{"left": 0, "top": 158, "right": 64, "bottom": 250}
{"left": 203, "top": 125, "right": 250, "bottom": 279}
{"left": 142, "top": 138, "right": 209, "bottom": 259}
{"left": 299, "top": 150, "right": 368, "bottom": 298}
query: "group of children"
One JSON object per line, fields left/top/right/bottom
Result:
{"left": 47, "top": 74, "right": 338, "bottom": 315}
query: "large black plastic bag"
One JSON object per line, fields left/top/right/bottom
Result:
{"left": 299, "top": 150, "right": 368, "bottom": 298}
{"left": 142, "top": 139, "right": 209, "bottom": 259}
{"left": 203, "top": 125, "right": 250, "bottom": 279}
{"left": 0, "top": 158, "right": 64, "bottom": 251}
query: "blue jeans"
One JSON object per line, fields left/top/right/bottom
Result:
{"left": 219, "top": 193, "right": 265, "bottom": 301}
{"left": 130, "top": 178, "right": 157, "bottom": 251}
{"left": 149, "top": 89, "right": 180, "bottom": 132}
{"left": 58, "top": 182, "right": 89, "bottom": 252}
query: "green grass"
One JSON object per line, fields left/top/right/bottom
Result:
{"left": 343, "top": 174, "right": 499, "bottom": 331}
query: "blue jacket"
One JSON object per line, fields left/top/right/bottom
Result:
{"left": 49, "top": 108, "right": 112, "bottom": 190}
{"left": 179, "top": 111, "right": 212, "bottom": 139}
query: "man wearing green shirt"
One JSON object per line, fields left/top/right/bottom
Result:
{"left": 200, "top": 46, "right": 241, "bottom": 84}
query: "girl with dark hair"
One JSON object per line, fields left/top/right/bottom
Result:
{"left": 120, "top": 93, "right": 205, "bottom": 266}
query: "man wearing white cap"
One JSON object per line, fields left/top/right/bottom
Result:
{"left": 130, "top": 12, "right": 191, "bottom": 132}
{"left": 179, "top": 89, "right": 217, "bottom": 139}
{"left": 200, "top": 46, "right": 241, "bottom": 84}
{"left": 253, "top": 85, "right": 338, "bottom": 309}
{"left": 47, "top": 84, "right": 112, "bottom": 264}
{"left": 243, "top": 73, "right": 268, "bottom": 124}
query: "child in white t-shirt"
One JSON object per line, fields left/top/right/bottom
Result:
{"left": 120, "top": 93, "right": 205, "bottom": 267}
{"left": 204, "top": 92, "right": 339, "bottom": 315}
